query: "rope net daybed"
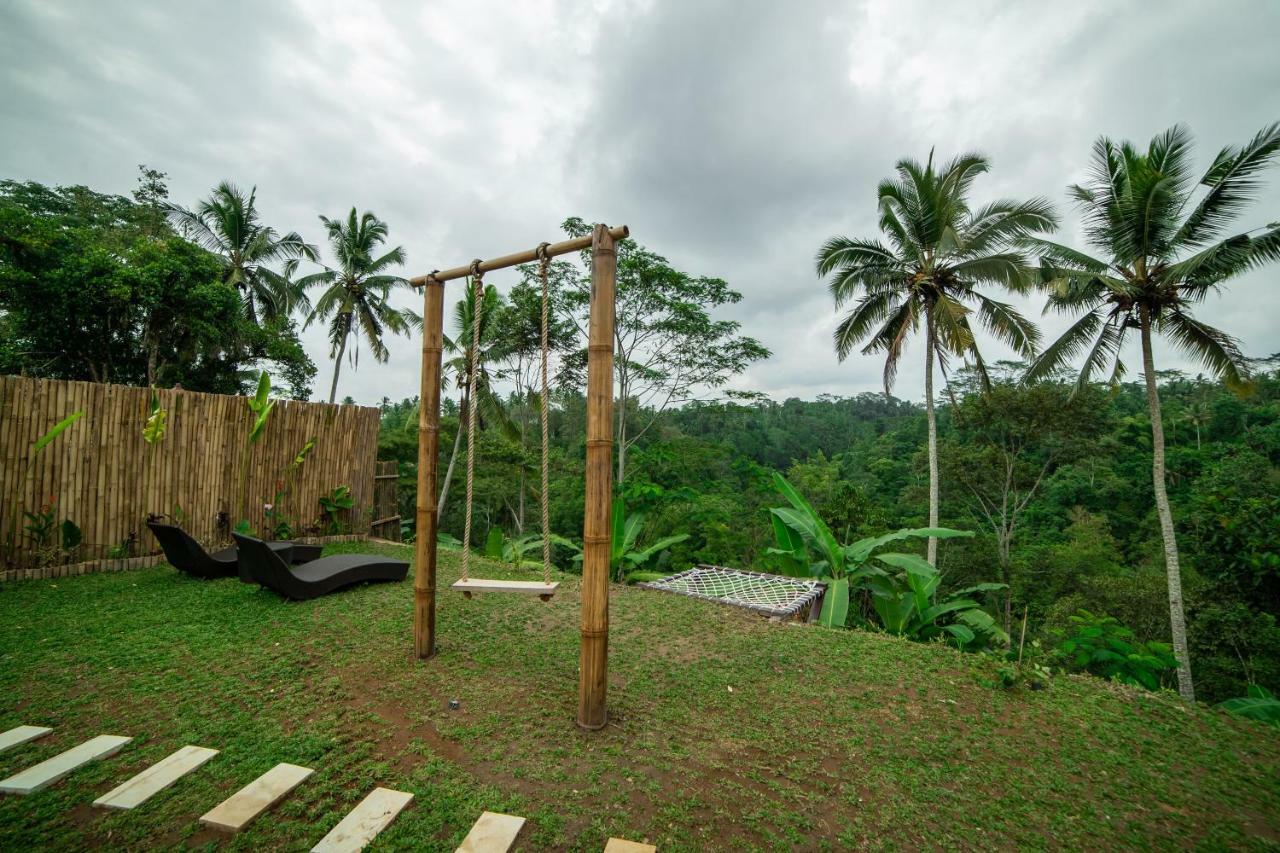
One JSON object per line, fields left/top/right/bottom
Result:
{"left": 639, "top": 565, "right": 824, "bottom": 619}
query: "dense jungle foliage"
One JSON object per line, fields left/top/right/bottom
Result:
{"left": 377, "top": 365, "right": 1280, "bottom": 703}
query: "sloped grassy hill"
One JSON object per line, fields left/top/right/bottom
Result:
{"left": 1, "top": 541, "right": 1276, "bottom": 850}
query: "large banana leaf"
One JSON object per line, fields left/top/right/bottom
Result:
{"left": 31, "top": 411, "right": 83, "bottom": 459}
{"left": 1220, "top": 685, "right": 1280, "bottom": 727}
{"left": 484, "top": 528, "right": 504, "bottom": 559}
{"left": 920, "top": 598, "right": 982, "bottom": 624}
{"left": 942, "top": 623, "right": 976, "bottom": 645}
{"left": 247, "top": 371, "right": 275, "bottom": 444}
{"left": 143, "top": 390, "right": 167, "bottom": 445}
{"left": 771, "top": 473, "right": 843, "bottom": 575}
{"left": 818, "top": 577, "right": 849, "bottom": 628}
{"left": 769, "top": 507, "right": 839, "bottom": 577}
{"left": 870, "top": 587, "right": 916, "bottom": 634}
{"left": 874, "top": 552, "right": 937, "bottom": 578}
{"left": 845, "top": 526, "right": 972, "bottom": 564}
{"left": 624, "top": 534, "right": 690, "bottom": 569}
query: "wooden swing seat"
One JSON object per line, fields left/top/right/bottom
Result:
{"left": 452, "top": 578, "right": 559, "bottom": 601}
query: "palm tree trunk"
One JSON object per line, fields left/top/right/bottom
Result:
{"left": 327, "top": 317, "right": 350, "bottom": 404}
{"left": 1141, "top": 308, "right": 1195, "bottom": 702}
{"left": 437, "top": 392, "right": 465, "bottom": 523}
{"left": 925, "top": 304, "right": 940, "bottom": 566}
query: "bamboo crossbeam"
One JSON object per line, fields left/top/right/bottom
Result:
{"left": 408, "top": 225, "right": 630, "bottom": 286}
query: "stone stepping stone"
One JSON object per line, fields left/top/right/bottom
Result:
{"left": 0, "top": 726, "right": 52, "bottom": 754}
{"left": 311, "top": 787, "right": 414, "bottom": 852}
{"left": 93, "top": 745, "right": 219, "bottom": 810}
{"left": 200, "top": 762, "right": 313, "bottom": 833}
{"left": 0, "top": 734, "right": 132, "bottom": 795}
{"left": 604, "top": 840, "right": 657, "bottom": 852}
{"left": 456, "top": 811, "right": 526, "bottom": 852}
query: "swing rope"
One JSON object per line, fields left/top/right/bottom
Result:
{"left": 536, "top": 243, "right": 553, "bottom": 587}
{"left": 460, "top": 260, "right": 484, "bottom": 584}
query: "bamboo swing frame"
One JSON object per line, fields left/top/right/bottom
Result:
{"left": 411, "top": 223, "right": 628, "bottom": 730}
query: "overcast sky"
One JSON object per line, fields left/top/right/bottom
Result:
{"left": 3, "top": 0, "right": 1279, "bottom": 405}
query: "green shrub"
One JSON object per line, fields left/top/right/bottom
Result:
{"left": 1053, "top": 610, "right": 1177, "bottom": 690}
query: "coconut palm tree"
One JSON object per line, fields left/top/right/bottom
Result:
{"left": 816, "top": 151, "right": 1057, "bottom": 565}
{"left": 1024, "top": 123, "right": 1280, "bottom": 702}
{"left": 166, "top": 182, "right": 316, "bottom": 324}
{"left": 437, "top": 280, "right": 514, "bottom": 522}
{"left": 299, "top": 208, "right": 420, "bottom": 403}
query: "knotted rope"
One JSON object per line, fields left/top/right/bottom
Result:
{"left": 460, "top": 260, "right": 483, "bottom": 583}
{"left": 536, "top": 243, "right": 552, "bottom": 587}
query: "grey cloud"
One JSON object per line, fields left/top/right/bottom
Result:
{"left": 2, "top": 0, "right": 1279, "bottom": 405}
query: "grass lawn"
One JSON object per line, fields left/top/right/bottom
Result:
{"left": 1, "top": 540, "right": 1277, "bottom": 851}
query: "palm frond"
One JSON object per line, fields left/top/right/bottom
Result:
{"left": 833, "top": 293, "right": 902, "bottom": 361}
{"left": 861, "top": 298, "right": 917, "bottom": 394}
{"left": 1156, "top": 311, "right": 1250, "bottom": 390}
{"left": 1024, "top": 309, "right": 1104, "bottom": 383}
{"left": 1176, "top": 122, "right": 1280, "bottom": 247}
{"left": 815, "top": 236, "right": 900, "bottom": 277}
{"left": 971, "top": 293, "right": 1040, "bottom": 357}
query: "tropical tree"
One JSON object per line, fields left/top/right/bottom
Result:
{"left": 816, "top": 152, "right": 1057, "bottom": 564}
{"left": 1023, "top": 123, "right": 1280, "bottom": 702}
{"left": 300, "top": 208, "right": 419, "bottom": 403}
{"left": 166, "top": 182, "right": 316, "bottom": 324}
{"left": 1024, "top": 122, "right": 1280, "bottom": 701}
{"left": 438, "top": 281, "right": 514, "bottom": 522}
{"left": 561, "top": 218, "right": 770, "bottom": 484}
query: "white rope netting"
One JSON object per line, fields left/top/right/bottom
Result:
{"left": 639, "top": 565, "right": 824, "bottom": 618}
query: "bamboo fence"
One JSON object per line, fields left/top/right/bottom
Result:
{"left": 370, "top": 460, "right": 401, "bottom": 542}
{"left": 1, "top": 375, "right": 381, "bottom": 579}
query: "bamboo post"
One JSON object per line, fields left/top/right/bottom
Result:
{"left": 578, "top": 223, "right": 617, "bottom": 730}
{"left": 414, "top": 279, "right": 445, "bottom": 659}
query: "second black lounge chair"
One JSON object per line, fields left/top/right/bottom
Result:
{"left": 147, "top": 522, "right": 323, "bottom": 581}
{"left": 233, "top": 533, "right": 408, "bottom": 601}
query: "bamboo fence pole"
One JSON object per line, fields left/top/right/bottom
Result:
{"left": 578, "top": 223, "right": 617, "bottom": 730}
{"left": 414, "top": 279, "right": 445, "bottom": 658}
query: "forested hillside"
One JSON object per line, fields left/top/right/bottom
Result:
{"left": 378, "top": 365, "right": 1280, "bottom": 703}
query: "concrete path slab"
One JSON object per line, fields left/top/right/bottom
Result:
{"left": 200, "top": 762, "right": 313, "bottom": 833}
{"left": 456, "top": 811, "right": 526, "bottom": 852}
{"left": 0, "top": 726, "right": 52, "bottom": 754}
{"left": 0, "top": 735, "right": 132, "bottom": 795}
{"left": 311, "top": 787, "right": 414, "bottom": 852}
{"left": 93, "top": 745, "right": 219, "bottom": 810}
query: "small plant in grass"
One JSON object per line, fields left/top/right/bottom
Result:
{"left": 484, "top": 528, "right": 545, "bottom": 570}
{"left": 258, "top": 438, "right": 316, "bottom": 539}
{"left": 1052, "top": 610, "right": 1177, "bottom": 691}
{"left": 1219, "top": 684, "right": 1280, "bottom": 727}
{"left": 319, "top": 485, "right": 355, "bottom": 534}
{"left": 22, "top": 500, "right": 57, "bottom": 548}
{"left": 990, "top": 607, "right": 1052, "bottom": 690}
{"left": 21, "top": 496, "right": 83, "bottom": 568}
{"left": 105, "top": 533, "right": 137, "bottom": 561}
{"left": 553, "top": 499, "right": 689, "bottom": 582}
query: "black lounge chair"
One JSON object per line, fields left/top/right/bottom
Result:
{"left": 147, "top": 522, "right": 323, "bottom": 581}
{"left": 233, "top": 533, "right": 408, "bottom": 601}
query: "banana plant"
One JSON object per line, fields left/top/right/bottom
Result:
{"left": 555, "top": 500, "right": 688, "bottom": 582}
{"left": 483, "top": 527, "right": 545, "bottom": 570}
{"left": 7, "top": 410, "right": 83, "bottom": 556}
{"left": 767, "top": 471, "right": 978, "bottom": 630}
{"left": 142, "top": 388, "right": 167, "bottom": 445}
{"left": 236, "top": 371, "right": 277, "bottom": 526}
{"left": 247, "top": 371, "right": 275, "bottom": 443}
{"left": 865, "top": 552, "right": 1008, "bottom": 647}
